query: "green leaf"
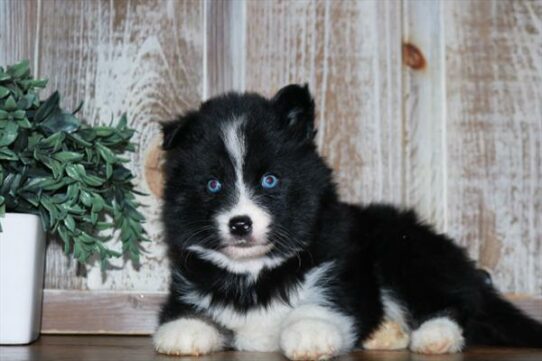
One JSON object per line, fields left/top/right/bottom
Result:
{"left": 30, "top": 79, "right": 48, "bottom": 88}
{"left": 94, "top": 127, "right": 115, "bottom": 137}
{"left": 57, "top": 225, "right": 71, "bottom": 254}
{"left": 19, "top": 191, "right": 39, "bottom": 207}
{"left": 0, "top": 148, "right": 18, "bottom": 161}
{"left": 0, "top": 72, "right": 10, "bottom": 82}
{"left": 39, "top": 131, "right": 65, "bottom": 148}
{"left": 21, "top": 176, "right": 55, "bottom": 192}
{"left": 19, "top": 93, "right": 36, "bottom": 109}
{"left": 65, "top": 164, "right": 85, "bottom": 181}
{"left": 0, "top": 86, "right": 9, "bottom": 98}
{"left": 116, "top": 114, "right": 128, "bottom": 129}
{"left": 63, "top": 215, "right": 76, "bottom": 232}
{"left": 4, "top": 96, "right": 17, "bottom": 111}
{"left": 40, "top": 112, "right": 81, "bottom": 134}
{"left": 17, "top": 117, "right": 32, "bottom": 129}
{"left": 7, "top": 59, "right": 30, "bottom": 78}
{"left": 96, "top": 221, "right": 114, "bottom": 231}
{"left": 105, "top": 163, "right": 113, "bottom": 179}
{"left": 42, "top": 157, "right": 64, "bottom": 179}
{"left": 68, "top": 133, "right": 92, "bottom": 147}
{"left": 83, "top": 174, "right": 105, "bottom": 187}
{"left": 91, "top": 193, "right": 105, "bottom": 213}
{"left": 13, "top": 110, "right": 26, "bottom": 120}
{"left": 95, "top": 142, "right": 116, "bottom": 163}
{"left": 80, "top": 190, "right": 92, "bottom": 207}
{"left": 52, "top": 151, "right": 84, "bottom": 162}
{"left": 0, "top": 195, "right": 5, "bottom": 217}
{"left": 78, "top": 128, "right": 96, "bottom": 142}
{"left": 34, "top": 91, "right": 60, "bottom": 122}
{"left": 0, "top": 122, "right": 19, "bottom": 146}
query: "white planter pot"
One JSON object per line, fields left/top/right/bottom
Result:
{"left": 0, "top": 213, "right": 46, "bottom": 344}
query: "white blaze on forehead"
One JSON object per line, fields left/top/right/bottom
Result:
{"left": 222, "top": 118, "right": 246, "bottom": 180}
{"left": 216, "top": 117, "right": 272, "bottom": 253}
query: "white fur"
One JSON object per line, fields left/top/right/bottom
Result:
{"left": 153, "top": 318, "right": 224, "bottom": 356}
{"left": 280, "top": 317, "right": 344, "bottom": 360}
{"left": 410, "top": 317, "right": 465, "bottom": 354}
{"left": 281, "top": 305, "right": 357, "bottom": 360}
{"left": 188, "top": 245, "right": 286, "bottom": 279}
{"left": 381, "top": 289, "right": 409, "bottom": 332}
{"left": 217, "top": 118, "right": 272, "bottom": 251}
{"left": 362, "top": 289, "right": 410, "bottom": 350}
{"left": 176, "top": 261, "right": 356, "bottom": 355}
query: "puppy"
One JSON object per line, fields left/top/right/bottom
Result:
{"left": 154, "top": 84, "right": 542, "bottom": 360}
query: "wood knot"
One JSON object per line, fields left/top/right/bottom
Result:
{"left": 402, "top": 42, "right": 426, "bottom": 70}
{"left": 143, "top": 135, "right": 165, "bottom": 199}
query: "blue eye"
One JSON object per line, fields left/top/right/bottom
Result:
{"left": 207, "top": 179, "right": 222, "bottom": 193}
{"left": 261, "top": 174, "right": 279, "bottom": 189}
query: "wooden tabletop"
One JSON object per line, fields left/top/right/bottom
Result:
{"left": 1, "top": 336, "right": 542, "bottom": 361}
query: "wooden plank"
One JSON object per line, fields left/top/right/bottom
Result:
{"left": 40, "top": 290, "right": 542, "bottom": 334}
{"left": 443, "top": 0, "right": 542, "bottom": 294}
{"left": 402, "top": 0, "right": 447, "bottom": 231}
{"left": 34, "top": 0, "right": 204, "bottom": 291}
{"left": 41, "top": 289, "right": 166, "bottom": 334}
{"left": 3, "top": 336, "right": 542, "bottom": 361}
{"left": 245, "top": 0, "right": 403, "bottom": 204}
{"left": 0, "top": 0, "right": 40, "bottom": 67}
{"left": 204, "top": 0, "right": 246, "bottom": 98}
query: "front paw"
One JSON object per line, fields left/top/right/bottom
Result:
{"left": 153, "top": 318, "right": 223, "bottom": 356}
{"left": 280, "top": 319, "right": 343, "bottom": 360}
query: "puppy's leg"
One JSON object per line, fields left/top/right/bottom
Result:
{"left": 410, "top": 316, "right": 464, "bottom": 354}
{"left": 153, "top": 317, "right": 224, "bottom": 356}
{"left": 155, "top": 294, "right": 225, "bottom": 356}
{"left": 280, "top": 305, "right": 356, "bottom": 361}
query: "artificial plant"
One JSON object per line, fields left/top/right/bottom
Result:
{"left": 0, "top": 60, "right": 148, "bottom": 266}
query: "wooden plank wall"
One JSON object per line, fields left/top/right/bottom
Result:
{"left": 1, "top": 0, "right": 540, "bottom": 333}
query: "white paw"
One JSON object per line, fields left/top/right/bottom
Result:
{"left": 410, "top": 317, "right": 464, "bottom": 354}
{"left": 153, "top": 318, "right": 223, "bottom": 356}
{"left": 280, "top": 319, "right": 343, "bottom": 360}
{"left": 362, "top": 320, "right": 410, "bottom": 350}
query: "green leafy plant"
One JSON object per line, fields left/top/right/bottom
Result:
{"left": 0, "top": 60, "right": 149, "bottom": 266}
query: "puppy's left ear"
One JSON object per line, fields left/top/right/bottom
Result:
{"left": 271, "top": 84, "right": 316, "bottom": 141}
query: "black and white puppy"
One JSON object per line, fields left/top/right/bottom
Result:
{"left": 154, "top": 85, "right": 542, "bottom": 359}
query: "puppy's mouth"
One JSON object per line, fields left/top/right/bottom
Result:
{"left": 220, "top": 240, "right": 273, "bottom": 259}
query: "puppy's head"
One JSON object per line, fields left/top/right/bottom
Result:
{"left": 162, "top": 84, "right": 333, "bottom": 266}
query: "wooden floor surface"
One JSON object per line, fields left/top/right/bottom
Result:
{"left": 1, "top": 336, "right": 542, "bottom": 361}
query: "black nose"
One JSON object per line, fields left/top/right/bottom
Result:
{"left": 229, "top": 215, "right": 252, "bottom": 236}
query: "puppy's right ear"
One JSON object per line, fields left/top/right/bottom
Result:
{"left": 161, "top": 112, "right": 197, "bottom": 150}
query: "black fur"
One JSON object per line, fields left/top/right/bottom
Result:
{"left": 159, "top": 84, "right": 542, "bottom": 350}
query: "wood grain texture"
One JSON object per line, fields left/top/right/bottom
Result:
{"left": 41, "top": 290, "right": 166, "bottom": 334}
{"left": 36, "top": 0, "right": 204, "bottom": 291}
{"left": 402, "top": 1, "right": 447, "bottom": 230}
{"left": 245, "top": 0, "right": 403, "bottom": 205}
{"left": 39, "top": 289, "right": 542, "bottom": 335}
{"left": 0, "top": 0, "right": 39, "bottom": 67}
{"left": 205, "top": 0, "right": 246, "bottom": 98}
{"left": 3, "top": 336, "right": 542, "bottom": 361}
{"left": 443, "top": 0, "right": 542, "bottom": 294}
{"left": 0, "top": 335, "right": 542, "bottom": 361}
